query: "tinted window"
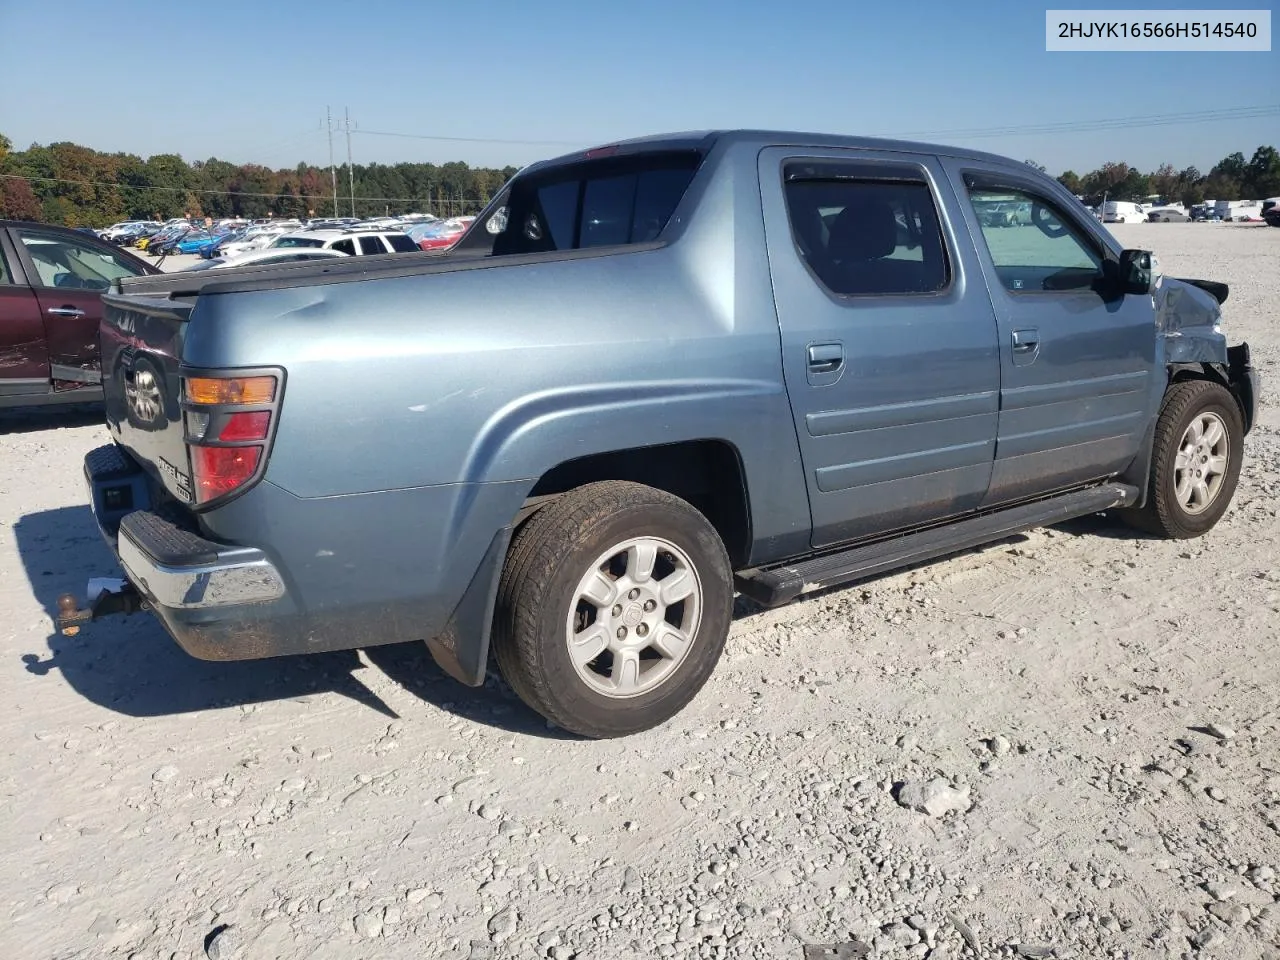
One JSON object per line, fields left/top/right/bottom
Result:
{"left": 965, "top": 184, "right": 1102, "bottom": 292}
{"left": 0, "top": 247, "right": 10, "bottom": 285}
{"left": 17, "top": 231, "right": 146, "bottom": 289}
{"left": 475, "top": 150, "right": 702, "bottom": 257}
{"left": 331, "top": 239, "right": 356, "bottom": 256}
{"left": 386, "top": 233, "right": 418, "bottom": 253}
{"left": 783, "top": 173, "right": 949, "bottom": 296}
{"left": 535, "top": 180, "right": 579, "bottom": 249}
{"left": 274, "top": 237, "right": 324, "bottom": 248}
{"left": 358, "top": 236, "right": 385, "bottom": 255}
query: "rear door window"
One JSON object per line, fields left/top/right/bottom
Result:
{"left": 781, "top": 164, "right": 951, "bottom": 297}
{"left": 358, "top": 236, "right": 385, "bottom": 255}
{"left": 385, "top": 233, "right": 419, "bottom": 253}
{"left": 331, "top": 239, "right": 356, "bottom": 256}
{"left": 459, "top": 149, "right": 703, "bottom": 257}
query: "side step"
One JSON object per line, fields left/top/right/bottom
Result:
{"left": 735, "top": 483, "right": 1139, "bottom": 608}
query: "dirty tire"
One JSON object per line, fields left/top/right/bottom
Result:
{"left": 1119, "top": 380, "right": 1243, "bottom": 539}
{"left": 492, "top": 481, "right": 733, "bottom": 739}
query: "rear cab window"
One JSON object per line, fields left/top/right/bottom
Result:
{"left": 453, "top": 149, "right": 703, "bottom": 257}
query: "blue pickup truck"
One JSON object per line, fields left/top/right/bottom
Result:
{"left": 58, "top": 130, "right": 1259, "bottom": 738}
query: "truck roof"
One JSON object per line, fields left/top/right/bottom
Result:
{"left": 523, "top": 129, "right": 1035, "bottom": 175}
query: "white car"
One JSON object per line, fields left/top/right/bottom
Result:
{"left": 269, "top": 229, "right": 421, "bottom": 256}
{"left": 1102, "top": 201, "right": 1145, "bottom": 223}
{"left": 218, "top": 225, "right": 294, "bottom": 259}
{"left": 179, "top": 247, "right": 351, "bottom": 271}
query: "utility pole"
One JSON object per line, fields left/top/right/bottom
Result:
{"left": 325, "top": 106, "right": 338, "bottom": 217}
{"left": 344, "top": 107, "right": 357, "bottom": 219}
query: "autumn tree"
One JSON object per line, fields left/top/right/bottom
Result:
{"left": 4, "top": 130, "right": 1273, "bottom": 228}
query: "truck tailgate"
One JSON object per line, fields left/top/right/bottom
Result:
{"left": 100, "top": 291, "right": 198, "bottom": 505}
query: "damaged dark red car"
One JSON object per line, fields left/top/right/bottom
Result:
{"left": 1, "top": 220, "right": 159, "bottom": 410}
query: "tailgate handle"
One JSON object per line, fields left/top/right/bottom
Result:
{"left": 47, "top": 306, "right": 87, "bottom": 318}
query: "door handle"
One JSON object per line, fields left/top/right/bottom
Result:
{"left": 1011, "top": 330, "right": 1039, "bottom": 352}
{"left": 807, "top": 343, "right": 844, "bottom": 373}
{"left": 47, "top": 306, "right": 86, "bottom": 318}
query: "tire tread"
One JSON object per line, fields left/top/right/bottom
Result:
{"left": 1121, "top": 379, "right": 1242, "bottom": 538}
{"left": 492, "top": 481, "right": 730, "bottom": 736}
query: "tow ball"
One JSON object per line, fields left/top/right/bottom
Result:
{"left": 54, "top": 578, "right": 147, "bottom": 636}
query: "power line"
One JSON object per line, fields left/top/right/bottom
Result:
{"left": 347, "top": 104, "right": 1280, "bottom": 151}
{"left": 354, "top": 129, "right": 587, "bottom": 147}
{"left": 890, "top": 104, "right": 1280, "bottom": 140}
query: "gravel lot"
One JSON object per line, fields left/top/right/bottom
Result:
{"left": 2, "top": 224, "right": 1277, "bottom": 960}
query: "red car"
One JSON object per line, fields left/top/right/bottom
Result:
{"left": 1, "top": 220, "right": 160, "bottom": 409}
{"left": 410, "top": 217, "right": 475, "bottom": 251}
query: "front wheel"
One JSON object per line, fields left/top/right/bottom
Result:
{"left": 491, "top": 481, "right": 733, "bottom": 738}
{"left": 1119, "top": 380, "right": 1244, "bottom": 538}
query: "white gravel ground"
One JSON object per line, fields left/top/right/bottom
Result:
{"left": 1, "top": 224, "right": 1277, "bottom": 960}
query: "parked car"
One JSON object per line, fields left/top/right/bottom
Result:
{"left": 62, "top": 130, "right": 1258, "bottom": 739}
{"left": 1147, "top": 206, "right": 1189, "bottom": 223}
{"left": 1102, "top": 201, "right": 1145, "bottom": 223}
{"left": 1213, "top": 199, "right": 1261, "bottom": 221}
{"left": 0, "top": 220, "right": 160, "bottom": 409}
{"left": 410, "top": 217, "right": 474, "bottom": 250}
{"left": 269, "top": 229, "right": 421, "bottom": 255}
{"left": 101, "top": 221, "right": 159, "bottom": 243}
{"left": 148, "top": 229, "right": 195, "bottom": 257}
{"left": 1262, "top": 206, "right": 1280, "bottom": 228}
{"left": 137, "top": 223, "right": 190, "bottom": 253}
{"left": 179, "top": 247, "right": 351, "bottom": 271}
{"left": 216, "top": 225, "right": 293, "bottom": 259}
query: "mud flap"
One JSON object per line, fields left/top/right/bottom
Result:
{"left": 425, "top": 526, "right": 513, "bottom": 687}
{"left": 1227, "top": 342, "right": 1258, "bottom": 435}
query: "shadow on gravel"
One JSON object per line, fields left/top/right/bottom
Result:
{"left": 0, "top": 403, "right": 104, "bottom": 435}
{"left": 13, "top": 505, "right": 576, "bottom": 736}
{"left": 363, "top": 644, "right": 580, "bottom": 740}
{"left": 14, "top": 505, "right": 401, "bottom": 720}
{"left": 1050, "top": 512, "right": 1157, "bottom": 541}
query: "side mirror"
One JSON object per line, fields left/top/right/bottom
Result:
{"left": 1117, "top": 248, "right": 1161, "bottom": 295}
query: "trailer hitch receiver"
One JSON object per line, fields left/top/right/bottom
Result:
{"left": 55, "top": 578, "right": 146, "bottom": 636}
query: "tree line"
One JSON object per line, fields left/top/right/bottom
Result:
{"left": 2, "top": 132, "right": 1278, "bottom": 227}
{"left": 1030, "top": 145, "right": 1280, "bottom": 206}
{"left": 0, "top": 132, "right": 519, "bottom": 226}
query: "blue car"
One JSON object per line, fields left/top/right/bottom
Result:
{"left": 175, "top": 231, "right": 218, "bottom": 255}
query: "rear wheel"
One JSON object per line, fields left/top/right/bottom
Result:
{"left": 492, "top": 481, "right": 733, "bottom": 738}
{"left": 1120, "top": 380, "right": 1243, "bottom": 538}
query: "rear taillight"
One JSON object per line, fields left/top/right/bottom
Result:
{"left": 182, "top": 371, "right": 282, "bottom": 506}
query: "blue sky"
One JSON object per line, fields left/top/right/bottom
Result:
{"left": 1, "top": 0, "right": 1275, "bottom": 174}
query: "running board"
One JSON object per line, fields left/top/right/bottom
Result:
{"left": 735, "top": 483, "right": 1139, "bottom": 608}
